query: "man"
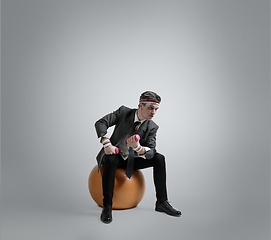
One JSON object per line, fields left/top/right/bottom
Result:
{"left": 95, "top": 91, "right": 181, "bottom": 224}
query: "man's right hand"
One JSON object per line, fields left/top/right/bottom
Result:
{"left": 104, "top": 145, "right": 118, "bottom": 155}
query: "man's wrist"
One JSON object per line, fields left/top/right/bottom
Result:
{"left": 100, "top": 136, "right": 107, "bottom": 143}
{"left": 136, "top": 146, "right": 146, "bottom": 155}
{"left": 102, "top": 139, "right": 112, "bottom": 148}
{"left": 133, "top": 144, "right": 143, "bottom": 153}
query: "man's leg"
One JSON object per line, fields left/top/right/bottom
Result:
{"left": 134, "top": 152, "right": 181, "bottom": 217}
{"left": 102, "top": 154, "right": 120, "bottom": 206}
{"left": 133, "top": 152, "right": 167, "bottom": 202}
{"left": 100, "top": 154, "right": 125, "bottom": 223}
{"left": 102, "top": 154, "right": 127, "bottom": 205}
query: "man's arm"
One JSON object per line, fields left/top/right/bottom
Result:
{"left": 95, "top": 106, "right": 123, "bottom": 155}
{"left": 127, "top": 124, "right": 159, "bottom": 158}
{"left": 126, "top": 135, "right": 146, "bottom": 155}
{"left": 99, "top": 136, "right": 117, "bottom": 155}
{"left": 94, "top": 106, "right": 124, "bottom": 139}
{"left": 95, "top": 106, "right": 130, "bottom": 138}
{"left": 144, "top": 126, "right": 159, "bottom": 159}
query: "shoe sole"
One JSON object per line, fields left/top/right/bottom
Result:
{"left": 100, "top": 217, "right": 113, "bottom": 224}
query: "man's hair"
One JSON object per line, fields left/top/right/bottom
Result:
{"left": 139, "top": 91, "right": 161, "bottom": 104}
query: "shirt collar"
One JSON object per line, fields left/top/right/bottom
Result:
{"left": 135, "top": 110, "right": 146, "bottom": 124}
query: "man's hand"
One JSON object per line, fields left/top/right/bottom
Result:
{"left": 101, "top": 137, "right": 119, "bottom": 155}
{"left": 126, "top": 135, "right": 140, "bottom": 149}
{"left": 104, "top": 145, "right": 118, "bottom": 155}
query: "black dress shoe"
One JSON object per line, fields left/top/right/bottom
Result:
{"left": 100, "top": 205, "right": 113, "bottom": 224}
{"left": 155, "top": 200, "right": 182, "bottom": 217}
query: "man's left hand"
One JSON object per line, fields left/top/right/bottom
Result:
{"left": 126, "top": 135, "right": 139, "bottom": 149}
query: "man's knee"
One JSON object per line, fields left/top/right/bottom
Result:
{"left": 154, "top": 153, "right": 166, "bottom": 166}
{"left": 102, "top": 155, "right": 119, "bottom": 169}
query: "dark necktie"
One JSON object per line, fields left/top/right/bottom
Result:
{"left": 126, "top": 121, "right": 140, "bottom": 179}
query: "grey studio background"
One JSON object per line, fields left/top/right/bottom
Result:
{"left": 1, "top": 0, "right": 270, "bottom": 240}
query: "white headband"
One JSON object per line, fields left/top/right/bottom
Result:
{"left": 139, "top": 100, "right": 160, "bottom": 105}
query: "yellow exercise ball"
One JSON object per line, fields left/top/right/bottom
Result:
{"left": 88, "top": 165, "right": 146, "bottom": 210}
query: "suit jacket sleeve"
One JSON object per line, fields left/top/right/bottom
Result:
{"left": 94, "top": 105, "right": 123, "bottom": 139}
{"left": 144, "top": 124, "right": 159, "bottom": 159}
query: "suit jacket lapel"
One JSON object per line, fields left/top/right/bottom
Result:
{"left": 136, "top": 120, "right": 148, "bottom": 138}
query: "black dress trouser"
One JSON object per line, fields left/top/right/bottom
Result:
{"left": 102, "top": 152, "right": 168, "bottom": 206}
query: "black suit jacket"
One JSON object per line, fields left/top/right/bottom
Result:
{"left": 95, "top": 105, "right": 159, "bottom": 170}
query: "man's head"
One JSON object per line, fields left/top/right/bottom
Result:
{"left": 137, "top": 91, "right": 161, "bottom": 121}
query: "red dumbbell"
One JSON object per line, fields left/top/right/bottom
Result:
{"left": 115, "top": 147, "right": 119, "bottom": 154}
{"left": 134, "top": 134, "right": 140, "bottom": 141}
{"left": 126, "top": 134, "right": 140, "bottom": 144}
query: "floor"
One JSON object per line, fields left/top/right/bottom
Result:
{"left": 1, "top": 171, "right": 269, "bottom": 240}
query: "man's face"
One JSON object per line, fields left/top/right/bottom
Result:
{"left": 140, "top": 103, "right": 159, "bottom": 120}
